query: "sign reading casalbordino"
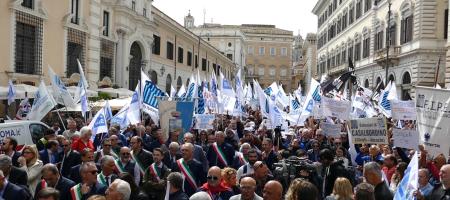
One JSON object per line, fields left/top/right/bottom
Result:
{"left": 349, "top": 117, "right": 388, "bottom": 144}
{"left": 416, "top": 86, "right": 450, "bottom": 157}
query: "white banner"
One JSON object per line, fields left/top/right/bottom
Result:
{"left": 320, "top": 122, "right": 341, "bottom": 138}
{"left": 321, "top": 96, "right": 351, "bottom": 120}
{"left": 349, "top": 117, "right": 388, "bottom": 144}
{"left": 28, "top": 81, "right": 57, "bottom": 121}
{"left": 194, "top": 114, "right": 215, "bottom": 130}
{"left": 416, "top": 86, "right": 450, "bottom": 157}
{"left": 391, "top": 100, "right": 417, "bottom": 120}
{"left": 393, "top": 129, "right": 420, "bottom": 150}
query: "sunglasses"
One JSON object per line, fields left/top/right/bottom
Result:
{"left": 103, "top": 144, "right": 112, "bottom": 147}
{"left": 207, "top": 176, "right": 219, "bottom": 181}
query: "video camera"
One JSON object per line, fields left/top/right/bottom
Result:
{"left": 273, "top": 157, "right": 317, "bottom": 188}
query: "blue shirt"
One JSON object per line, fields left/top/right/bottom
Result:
{"left": 0, "top": 180, "right": 8, "bottom": 198}
{"left": 419, "top": 183, "right": 433, "bottom": 196}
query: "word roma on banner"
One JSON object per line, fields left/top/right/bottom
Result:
{"left": 349, "top": 117, "right": 388, "bottom": 144}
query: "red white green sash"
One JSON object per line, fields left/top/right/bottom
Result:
{"left": 40, "top": 179, "right": 47, "bottom": 189}
{"left": 115, "top": 159, "right": 126, "bottom": 173}
{"left": 149, "top": 163, "right": 161, "bottom": 182}
{"left": 70, "top": 184, "right": 83, "bottom": 200}
{"left": 130, "top": 150, "right": 145, "bottom": 175}
{"left": 101, "top": 150, "right": 118, "bottom": 160}
{"left": 212, "top": 142, "right": 228, "bottom": 166}
{"left": 236, "top": 151, "right": 248, "bottom": 165}
{"left": 97, "top": 173, "right": 107, "bottom": 185}
{"left": 176, "top": 158, "right": 197, "bottom": 190}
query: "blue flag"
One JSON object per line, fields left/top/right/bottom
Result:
{"left": 394, "top": 152, "right": 419, "bottom": 200}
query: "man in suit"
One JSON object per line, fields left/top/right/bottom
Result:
{"left": 206, "top": 131, "right": 235, "bottom": 169}
{"left": 142, "top": 148, "right": 171, "bottom": 200}
{"left": 116, "top": 147, "right": 141, "bottom": 186}
{"left": 261, "top": 138, "right": 278, "bottom": 171}
{"left": 0, "top": 154, "right": 28, "bottom": 187}
{"left": 70, "top": 148, "right": 95, "bottom": 184}
{"left": 94, "top": 139, "right": 118, "bottom": 164}
{"left": 70, "top": 162, "right": 107, "bottom": 200}
{"left": 163, "top": 142, "right": 182, "bottom": 170}
{"left": 1, "top": 137, "right": 21, "bottom": 167}
{"left": 0, "top": 169, "right": 31, "bottom": 200}
{"left": 98, "top": 155, "right": 118, "bottom": 187}
{"left": 39, "top": 140, "right": 60, "bottom": 165}
{"left": 173, "top": 143, "right": 206, "bottom": 196}
{"left": 184, "top": 132, "right": 208, "bottom": 172}
{"left": 35, "top": 163, "right": 76, "bottom": 200}
{"left": 59, "top": 138, "right": 82, "bottom": 178}
{"left": 130, "top": 136, "right": 153, "bottom": 177}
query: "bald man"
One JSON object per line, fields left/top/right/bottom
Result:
{"left": 230, "top": 177, "right": 262, "bottom": 200}
{"left": 173, "top": 143, "right": 206, "bottom": 196}
{"left": 263, "top": 181, "right": 283, "bottom": 200}
{"left": 198, "top": 166, "right": 234, "bottom": 199}
{"left": 425, "top": 164, "right": 450, "bottom": 200}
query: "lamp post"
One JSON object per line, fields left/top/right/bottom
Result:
{"left": 385, "top": 0, "right": 392, "bottom": 85}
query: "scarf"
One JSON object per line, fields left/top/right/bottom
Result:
{"left": 200, "top": 180, "right": 231, "bottom": 195}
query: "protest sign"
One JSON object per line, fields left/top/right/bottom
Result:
{"left": 393, "top": 129, "right": 420, "bottom": 150}
{"left": 320, "top": 122, "right": 341, "bottom": 138}
{"left": 416, "top": 86, "right": 450, "bottom": 157}
{"left": 194, "top": 114, "right": 215, "bottom": 130}
{"left": 349, "top": 117, "right": 388, "bottom": 144}
{"left": 321, "top": 96, "right": 351, "bottom": 120}
{"left": 159, "top": 100, "right": 194, "bottom": 142}
{"left": 391, "top": 100, "right": 417, "bottom": 120}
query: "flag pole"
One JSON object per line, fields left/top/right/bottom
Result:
{"left": 433, "top": 55, "right": 441, "bottom": 87}
{"left": 55, "top": 109, "right": 67, "bottom": 130}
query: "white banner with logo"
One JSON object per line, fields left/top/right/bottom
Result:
{"left": 393, "top": 129, "right": 420, "bottom": 150}
{"left": 349, "top": 117, "right": 388, "bottom": 144}
{"left": 416, "top": 86, "right": 450, "bottom": 157}
{"left": 194, "top": 114, "right": 215, "bottom": 130}
{"left": 321, "top": 96, "right": 351, "bottom": 120}
{"left": 320, "top": 122, "right": 341, "bottom": 138}
{"left": 391, "top": 100, "right": 417, "bottom": 120}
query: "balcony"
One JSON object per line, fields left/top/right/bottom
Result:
{"left": 374, "top": 46, "right": 401, "bottom": 67}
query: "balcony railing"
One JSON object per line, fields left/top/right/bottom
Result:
{"left": 374, "top": 46, "right": 401, "bottom": 67}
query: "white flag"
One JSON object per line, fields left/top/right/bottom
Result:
{"left": 220, "top": 72, "right": 234, "bottom": 97}
{"left": 127, "top": 82, "right": 141, "bottom": 125}
{"left": 48, "top": 66, "right": 76, "bottom": 107}
{"left": 88, "top": 107, "right": 108, "bottom": 138}
{"left": 170, "top": 85, "right": 176, "bottom": 98}
{"left": 27, "top": 81, "right": 57, "bottom": 121}
{"left": 177, "top": 84, "right": 186, "bottom": 98}
{"left": 7, "top": 80, "right": 16, "bottom": 105}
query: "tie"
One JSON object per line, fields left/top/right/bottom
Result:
{"left": 106, "top": 176, "right": 110, "bottom": 186}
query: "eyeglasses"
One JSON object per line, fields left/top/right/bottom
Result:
{"left": 207, "top": 176, "right": 219, "bottom": 181}
{"left": 121, "top": 153, "right": 131, "bottom": 156}
{"left": 88, "top": 170, "right": 98, "bottom": 175}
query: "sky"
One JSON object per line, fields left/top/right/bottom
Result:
{"left": 152, "top": 0, "right": 318, "bottom": 37}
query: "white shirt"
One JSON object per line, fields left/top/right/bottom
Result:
{"left": 237, "top": 163, "right": 254, "bottom": 181}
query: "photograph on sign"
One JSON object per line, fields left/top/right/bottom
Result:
{"left": 349, "top": 117, "right": 388, "bottom": 144}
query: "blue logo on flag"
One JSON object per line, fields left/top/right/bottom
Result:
{"left": 142, "top": 80, "right": 166, "bottom": 108}
{"left": 380, "top": 91, "right": 391, "bottom": 110}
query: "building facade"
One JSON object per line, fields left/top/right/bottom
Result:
{"left": 0, "top": 0, "right": 234, "bottom": 94}
{"left": 292, "top": 33, "right": 318, "bottom": 93}
{"left": 313, "top": 0, "right": 448, "bottom": 99}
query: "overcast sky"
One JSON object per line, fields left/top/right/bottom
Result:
{"left": 153, "top": 0, "right": 318, "bottom": 37}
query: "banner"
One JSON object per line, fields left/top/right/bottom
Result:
{"left": 416, "top": 86, "right": 450, "bottom": 157}
{"left": 349, "top": 117, "right": 388, "bottom": 144}
{"left": 27, "top": 81, "right": 57, "bottom": 121}
{"left": 159, "top": 100, "right": 195, "bottom": 142}
{"left": 320, "top": 122, "right": 341, "bottom": 138}
{"left": 391, "top": 100, "right": 416, "bottom": 120}
{"left": 194, "top": 114, "right": 215, "bottom": 130}
{"left": 393, "top": 129, "right": 419, "bottom": 150}
{"left": 321, "top": 96, "right": 351, "bottom": 120}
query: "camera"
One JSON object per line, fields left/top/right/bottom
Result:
{"left": 273, "top": 157, "right": 317, "bottom": 188}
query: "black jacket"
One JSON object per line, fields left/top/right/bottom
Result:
{"left": 59, "top": 150, "right": 82, "bottom": 178}
{"left": 132, "top": 149, "right": 153, "bottom": 171}
{"left": 172, "top": 158, "right": 206, "bottom": 196}
{"left": 425, "top": 184, "right": 450, "bottom": 200}
{"left": 142, "top": 163, "right": 171, "bottom": 200}
{"left": 206, "top": 142, "right": 235, "bottom": 168}
{"left": 374, "top": 181, "right": 393, "bottom": 200}
{"left": 11, "top": 151, "right": 21, "bottom": 167}
{"left": 70, "top": 163, "right": 101, "bottom": 184}
{"left": 78, "top": 182, "right": 107, "bottom": 200}
{"left": 2, "top": 181, "right": 32, "bottom": 200}
{"left": 34, "top": 176, "right": 76, "bottom": 200}
{"left": 168, "top": 190, "right": 189, "bottom": 200}
{"left": 9, "top": 166, "right": 28, "bottom": 187}
{"left": 163, "top": 152, "right": 182, "bottom": 170}
{"left": 322, "top": 160, "right": 351, "bottom": 197}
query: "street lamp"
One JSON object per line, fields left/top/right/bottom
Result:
{"left": 385, "top": 0, "right": 392, "bottom": 85}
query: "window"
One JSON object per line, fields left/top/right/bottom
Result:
{"left": 226, "top": 54, "right": 233, "bottom": 60}
{"left": 258, "top": 66, "right": 265, "bottom": 75}
{"left": 100, "top": 39, "right": 115, "bottom": 80}
{"left": 445, "top": 9, "right": 448, "bottom": 39}
{"left": 143, "top": 8, "right": 147, "bottom": 17}
{"left": 71, "top": 0, "right": 80, "bottom": 24}
{"left": 356, "top": 1, "right": 362, "bottom": 19}
{"left": 336, "top": 52, "right": 341, "bottom": 66}
{"left": 22, "top": 0, "right": 33, "bottom": 9}
{"left": 363, "top": 37, "right": 370, "bottom": 58}
{"left": 281, "top": 69, "right": 287, "bottom": 77}
{"left": 228, "top": 42, "right": 232, "bottom": 47}
{"left": 187, "top": 51, "right": 192, "bottom": 66}
{"left": 30, "top": 124, "right": 46, "bottom": 144}
{"left": 195, "top": 55, "right": 198, "bottom": 68}
{"left": 269, "top": 66, "right": 276, "bottom": 76}
{"left": 348, "top": 46, "right": 353, "bottom": 63}
{"left": 152, "top": 35, "right": 160, "bottom": 55}
{"left": 400, "top": 7, "right": 413, "bottom": 44}
{"left": 132, "top": 1, "right": 136, "bottom": 11}
{"left": 364, "top": 0, "right": 372, "bottom": 12}
{"left": 259, "top": 47, "right": 265, "bottom": 55}
{"left": 354, "top": 42, "right": 361, "bottom": 61}
{"left": 66, "top": 28, "right": 86, "bottom": 77}
{"left": 349, "top": 5, "right": 355, "bottom": 25}
{"left": 166, "top": 42, "right": 174, "bottom": 60}
{"left": 341, "top": 48, "right": 347, "bottom": 63}
{"left": 15, "top": 12, "right": 43, "bottom": 75}
{"left": 103, "top": 11, "right": 110, "bottom": 37}
{"left": 248, "top": 46, "right": 254, "bottom": 54}
{"left": 342, "top": 12, "right": 348, "bottom": 30}
{"left": 375, "top": 30, "right": 384, "bottom": 51}
{"left": 270, "top": 47, "right": 276, "bottom": 56}
{"left": 281, "top": 48, "right": 287, "bottom": 56}
{"left": 178, "top": 47, "right": 184, "bottom": 63}
{"left": 386, "top": 23, "right": 397, "bottom": 46}
{"left": 202, "top": 58, "right": 207, "bottom": 71}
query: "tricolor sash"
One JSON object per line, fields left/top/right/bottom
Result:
{"left": 115, "top": 159, "right": 126, "bottom": 173}
{"left": 70, "top": 184, "right": 83, "bottom": 200}
{"left": 101, "top": 150, "right": 118, "bottom": 160}
{"left": 97, "top": 173, "right": 107, "bottom": 186}
{"left": 236, "top": 151, "right": 248, "bottom": 165}
{"left": 149, "top": 163, "right": 161, "bottom": 182}
{"left": 212, "top": 142, "right": 228, "bottom": 166}
{"left": 130, "top": 150, "right": 145, "bottom": 175}
{"left": 176, "top": 158, "right": 197, "bottom": 190}
{"left": 40, "top": 179, "right": 47, "bottom": 189}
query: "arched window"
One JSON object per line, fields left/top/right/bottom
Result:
{"left": 165, "top": 74, "right": 172, "bottom": 93}
{"left": 389, "top": 74, "right": 395, "bottom": 82}
{"left": 150, "top": 70, "right": 158, "bottom": 84}
{"left": 177, "top": 76, "right": 182, "bottom": 90}
{"left": 258, "top": 65, "right": 265, "bottom": 76}
{"left": 364, "top": 79, "right": 370, "bottom": 88}
{"left": 401, "top": 72, "right": 412, "bottom": 100}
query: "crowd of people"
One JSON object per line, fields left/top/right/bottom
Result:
{"left": 0, "top": 106, "right": 450, "bottom": 200}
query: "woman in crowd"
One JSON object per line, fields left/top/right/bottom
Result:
{"left": 119, "top": 172, "right": 148, "bottom": 200}
{"left": 325, "top": 177, "right": 353, "bottom": 200}
{"left": 18, "top": 145, "right": 43, "bottom": 197}
{"left": 222, "top": 167, "right": 240, "bottom": 194}
{"left": 335, "top": 146, "right": 349, "bottom": 168}
{"left": 390, "top": 162, "right": 408, "bottom": 192}
{"left": 285, "top": 178, "right": 319, "bottom": 200}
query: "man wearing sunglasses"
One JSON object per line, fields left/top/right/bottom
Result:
{"left": 198, "top": 166, "right": 234, "bottom": 200}
{"left": 115, "top": 147, "right": 141, "bottom": 186}
{"left": 94, "top": 139, "right": 118, "bottom": 164}
{"left": 70, "top": 162, "right": 107, "bottom": 200}
{"left": 58, "top": 138, "right": 82, "bottom": 178}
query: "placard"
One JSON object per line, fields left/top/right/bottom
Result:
{"left": 320, "top": 123, "right": 341, "bottom": 138}
{"left": 391, "top": 100, "right": 417, "bottom": 120}
{"left": 194, "top": 114, "right": 215, "bottom": 130}
{"left": 321, "top": 96, "right": 351, "bottom": 120}
{"left": 349, "top": 117, "right": 388, "bottom": 144}
{"left": 393, "top": 129, "right": 420, "bottom": 150}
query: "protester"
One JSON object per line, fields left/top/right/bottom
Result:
{"left": 105, "top": 179, "right": 131, "bottom": 200}
{"left": 63, "top": 118, "right": 80, "bottom": 140}
{"left": 0, "top": 154, "right": 28, "bottom": 187}
{"left": 71, "top": 162, "right": 107, "bottom": 199}
{"left": 39, "top": 140, "right": 60, "bottom": 165}
{"left": 167, "top": 172, "right": 189, "bottom": 200}
{"left": 230, "top": 177, "right": 262, "bottom": 200}
{"left": 285, "top": 178, "right": 319, "bottom": 200}
{"left": 1, "top": 137, "right": 21, "bottom": 167}
{"left": 262, "top": 180, "right": 283, "bottom": 200}
{"left": 70, "top": 148, "right": 95, "bottom": 184}
{"left": 72, "top": 126, "right": 95, "bottom": 152}
{"left": 18, "top": 145, "right": 43, "bottom": 196}
{"left": 0, "top": 169, "right": 31, "bottom": 199}
{"left": 94, "top": 139, "right": 118, "bottom": 164}
{"left": 59, "top": 138, "right": 82, "bottom": 178}
{"left": 354, "top": 183, "right": 375, "bottom": 200}
{"left": 98, "top": 155, "right": 118, "bottom": 187}
{"left": 172, "top": 143, "right": 206, "bottom": 196}
{"left": 118, "top": 172, "right": 148, "bottom": 200}
{"left": 324, "top": 177, "right": 353, "bottom": 200}
{"left": 36, "top": 187, "right": 60, "bottom": 200}
{"left": 35, "top": 163, "right": 76, "bottom": 200}
{"left": 237, "top": 149, "right": 258, "bottom": 180}
{"left": 424, "top": 164, "right": 450, "bottom": 200}
{"left": 142, "top": 148, "right": 170, "bottom": 200}
{"left": 414, "top": 168, "right": 434, "bottom": 198}
{"left": 363, "top": 162, "right": 393, "bottom": 200}
{"left": 222, "top": 167, "right": 240, "bottom": 194}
